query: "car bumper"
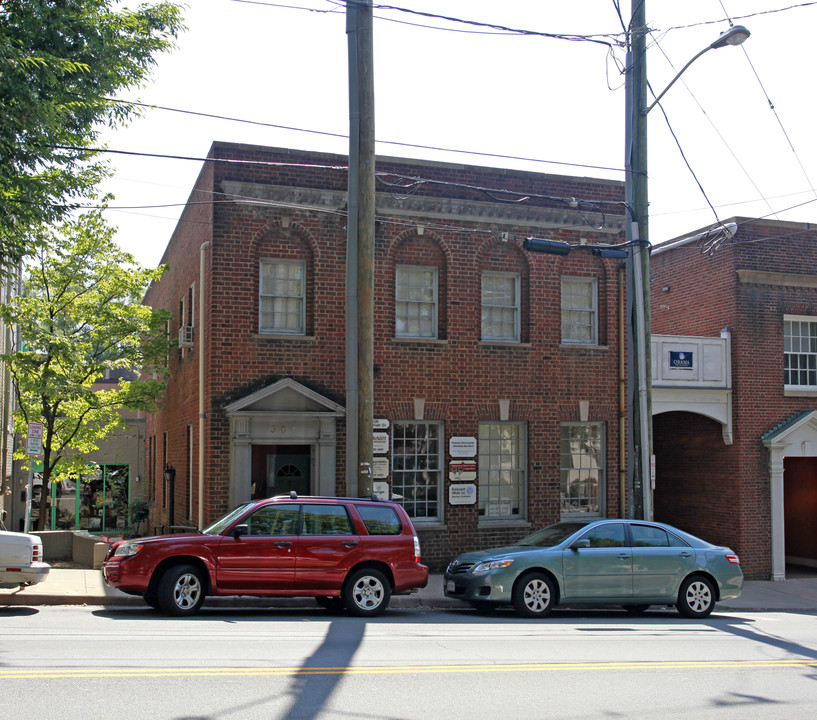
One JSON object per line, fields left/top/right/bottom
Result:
{"left": 0, "top": 562, "right": 50, "bottom": 589}
{"left": 443, "top": 571, "right": 514, "bottom": 604}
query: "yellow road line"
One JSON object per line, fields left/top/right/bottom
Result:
{"left": 2, "top": 659, "right": 816, "bottom": 679}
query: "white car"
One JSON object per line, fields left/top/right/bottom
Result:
{"left": 0, "top": 530, "right": 50, "bottom": 589}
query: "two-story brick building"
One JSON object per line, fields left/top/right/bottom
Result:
{"left": 143, "top": 142, "right": 630, "bottom": 568}
{"left": 650, "top": 218, "right": 817, "bottom": 580}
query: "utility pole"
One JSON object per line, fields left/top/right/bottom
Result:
{"left": 346, "top": 0, "right": 375, "bottom": 497}
{"left": 624, "top": 0, "right": 652, "bottom": 520}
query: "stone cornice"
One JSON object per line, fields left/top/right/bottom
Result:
{"left": 220, "top": 181, "right": 625, "bottom": 235}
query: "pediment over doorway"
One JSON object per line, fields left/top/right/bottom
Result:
{"left": 224, "top": 378, "right": 345, "bottom": 416}
{"left": 762, "top": 409, "right": 817, "bottom": 454}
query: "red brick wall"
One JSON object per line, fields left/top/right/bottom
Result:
{"left": 145, "top": 143, "right": 628, "bottom": 568}
{"left": 651, "top": 222, "right": 817, "bottom": 578}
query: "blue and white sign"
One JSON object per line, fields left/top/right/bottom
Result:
{"left": 669, "top": 351, "right": 694, "bottom": 369}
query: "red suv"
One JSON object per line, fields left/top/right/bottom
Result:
{"left": 102, "top": 494, "right": 428, "bottom": 616}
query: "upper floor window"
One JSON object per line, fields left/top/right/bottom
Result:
{"left": 478, "top": 422, "right": 526, "bottom": 520}
{"left": 560, "top": 422, "right": 605, "bottom": 517}
{"left": 396, "top": 265, "right": 437, "bottom": 338}
{"left": 561, "top": 276, "right": 598, "bottom": 345}
{"left": 482, "top": 272, "right": 520, "bottom": 342}
{"left": 259, "top": 259, "right": 305, "bottom": 334}
{"left": 784, "top": 316, "right": 817, "bottom": 389}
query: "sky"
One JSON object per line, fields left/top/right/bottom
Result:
{"left": 97, "top": 0, "right": 817, "bottom": 269}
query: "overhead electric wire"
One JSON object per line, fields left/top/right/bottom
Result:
{"left": 647, "top": 32, "right": 779, "bottom": 223}
{"left": 97, "top": 96, "right": 624, "bottom": 175}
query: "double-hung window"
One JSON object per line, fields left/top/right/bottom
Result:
{"left": 259, "top": 259, "right": 305, "bottom": 334}
{"left": 391, "top": 421, "right": 442, "bottom": 521}
{"left": 478, "top": 422, "right": 526, "bottom": 519}
{"left": 481, "top": 272, "right": 520, "bottom": 342}
{"left": 561, "top": 276, "right": 598, "bottom": 345}
{"left": 396, "top": 265, "right": 437, "bottom": 338}
{"left": 784, "top": 316, "right": 817, "bottom": 390}
{"left": 560, "top": 423, "right": 605, "bottom": 516}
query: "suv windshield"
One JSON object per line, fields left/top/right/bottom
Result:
{"left": 516, "top": 522, "right": 589, "bottom": 547}
{"left": 202, "top": 503, "right": 257, "bottom": 535}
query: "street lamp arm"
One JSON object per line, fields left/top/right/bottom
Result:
{"left": 641, "top": 25, "right": 750, "bottom": 116}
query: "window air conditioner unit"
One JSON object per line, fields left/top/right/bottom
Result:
{"left": 178, "top": 325, "right": 194, "bottom": 348}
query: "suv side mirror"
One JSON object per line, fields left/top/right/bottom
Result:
{"left": 232, "top": 524, "right": 249, "bottom": 538}
{"left": 571, "top": 539, "right": 591, "bottom": 550}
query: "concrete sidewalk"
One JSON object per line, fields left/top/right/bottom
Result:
{"left": 3, "top": 569, "right": 817, "bottom": 612}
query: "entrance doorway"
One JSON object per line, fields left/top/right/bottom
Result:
{"left": 251, "top": 445, "right": 311, "bottom": 500}
{"left": 784, "top": 456, "right": 817, "bottom": 571}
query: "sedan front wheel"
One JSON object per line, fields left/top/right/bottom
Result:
{"left": 512, "top": 572, "right": 555, "bottom": 618}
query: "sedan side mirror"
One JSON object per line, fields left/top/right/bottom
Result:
{"left": 232, "top": 524, "right": 249, "bottom": 538}
{"left": 571, "top": 539, "right": 591, "bottom": 550}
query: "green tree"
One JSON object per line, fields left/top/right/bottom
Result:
{"left": 0, "top": 211, "right": 173, "bottom": 531}
{"left": 0, "top": 0, "right": 184, "bottom": 270}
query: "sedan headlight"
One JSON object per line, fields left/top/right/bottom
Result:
{"left": 113, "top": 543, "right": 143, "bottom": 558}
{"left": 473, "top": 559, "right": 514, "bottom": 573}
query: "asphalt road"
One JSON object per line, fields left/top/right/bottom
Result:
{"left": 2, "top": 605, "right": 817, "bottom": 719}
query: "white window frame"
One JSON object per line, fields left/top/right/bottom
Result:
{"left": 391, "top": 421, "right": 443, "bottom": 522}
{"left": 561, "top": 276, "right": 598, "bottom": 345}
{"left": 481, "top": 271, "right": 520, "bottom": 342}
{"left": 784, "top": 315, "right": 817, "bottom": 390}
{"left": 478, "top": 422, "right": 527, "bottom": 521}
{"left": 395, "top": 265, "right": 438, "bottom": 339}
{"left": 259, "top": 259, "right": 305, "bottom": 335}
{"left": 560, "top": 422, "right": 605, "bottom": 518}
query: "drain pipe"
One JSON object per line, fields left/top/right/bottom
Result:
{"left": 198, "top": 240, "right": 210, "bottom": 530}
{"left": 619, "top": 264, "right": 627, "bottom": 518}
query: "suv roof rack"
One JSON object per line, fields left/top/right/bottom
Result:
{"left": 269, "top": 492, "right": 383, "bottom": 502}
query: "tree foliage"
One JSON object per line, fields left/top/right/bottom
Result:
{"left": 0, "top": 211, "right": 173, "bottom": 531}
{"left": 0, "top": 0, "right": 184, "bottom": 269}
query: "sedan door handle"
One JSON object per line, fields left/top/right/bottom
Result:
{"left": 617, "top": 553, "right": 631, "bottom": 560}
{"left": 274, "top": 541, "right": 292, "bottom": 548}
{"left": 679, "top": 551, "right": 693, "bottom": 558}
{"left": 342, "top": 541, "right": 359, "bottom": 548}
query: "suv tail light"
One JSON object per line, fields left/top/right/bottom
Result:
{"left": 413, "top": 535, "right": 422, "bottom": 563}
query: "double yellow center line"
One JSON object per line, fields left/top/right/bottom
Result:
{"left": 2, "top": 659, "right": 816, "bottom": 679}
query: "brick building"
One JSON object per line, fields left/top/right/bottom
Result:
{"left": 650, "top": 219, "right": 817, "bottom": 580}
{"left": 143, "top": 142, "right": 630, "bottom": 569}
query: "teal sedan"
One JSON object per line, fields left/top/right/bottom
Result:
{"left": 443, "top": 519, "right": 743, "bottom": 618}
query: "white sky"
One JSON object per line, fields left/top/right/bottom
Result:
{"left": 97, "top": 1, "right": 817, "bottom": 268}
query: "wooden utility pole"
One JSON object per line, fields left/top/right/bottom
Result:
{"left": 346, "top": 0, "right": 375, "bottom": 497}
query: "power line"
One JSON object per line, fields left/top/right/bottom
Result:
{"left": 99, "top": 96, "right": 625, "bottom": 175}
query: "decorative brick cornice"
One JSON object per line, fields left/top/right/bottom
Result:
{"left": 737, "top": 269, "right": 817, "bottom": 288}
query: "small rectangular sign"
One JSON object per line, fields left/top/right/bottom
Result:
{"left": 373, "top": 432, "right": 390, "bottom": 454}
{"left": 372, "top": 456, "right": 389, "bottom": 479}
{"left": 669, "top": 351, "right": 694, "bottom": 369}
{"left": 449, "top": 460, "right": 477, "bottom": 481}
{"left": 448, "top": 483, "right": 477, "bottom": 505}
{"left": 449, "top": 436, "right": 477, "bottom": 458}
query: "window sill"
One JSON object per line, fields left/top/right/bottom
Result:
{"left": 478, "top": 341, "right": 531, "bottom": 348}
{"left": 252, "top": 333, "right": 316, "bottom": 342}
{"left": 559, "top": 343, "right": 608, "bottom": 352}
{"left": 390, "top": 337, "right": 448, "bottom": 346}
{"left": 413, "top": 522, "right": 447, "bottom": 531}
{"left": 477, "top": 519, "right": 531, "bottom": 529}
{"left": 784, "top": 388, "right": 817, "bottom": 397}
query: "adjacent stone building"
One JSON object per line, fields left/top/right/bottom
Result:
{"left": 143, "top": 142, "right": 630, "bottom": 568}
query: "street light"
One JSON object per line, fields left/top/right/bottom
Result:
{"left": 625, "top": 7, "right": 750, "bottom": 520}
